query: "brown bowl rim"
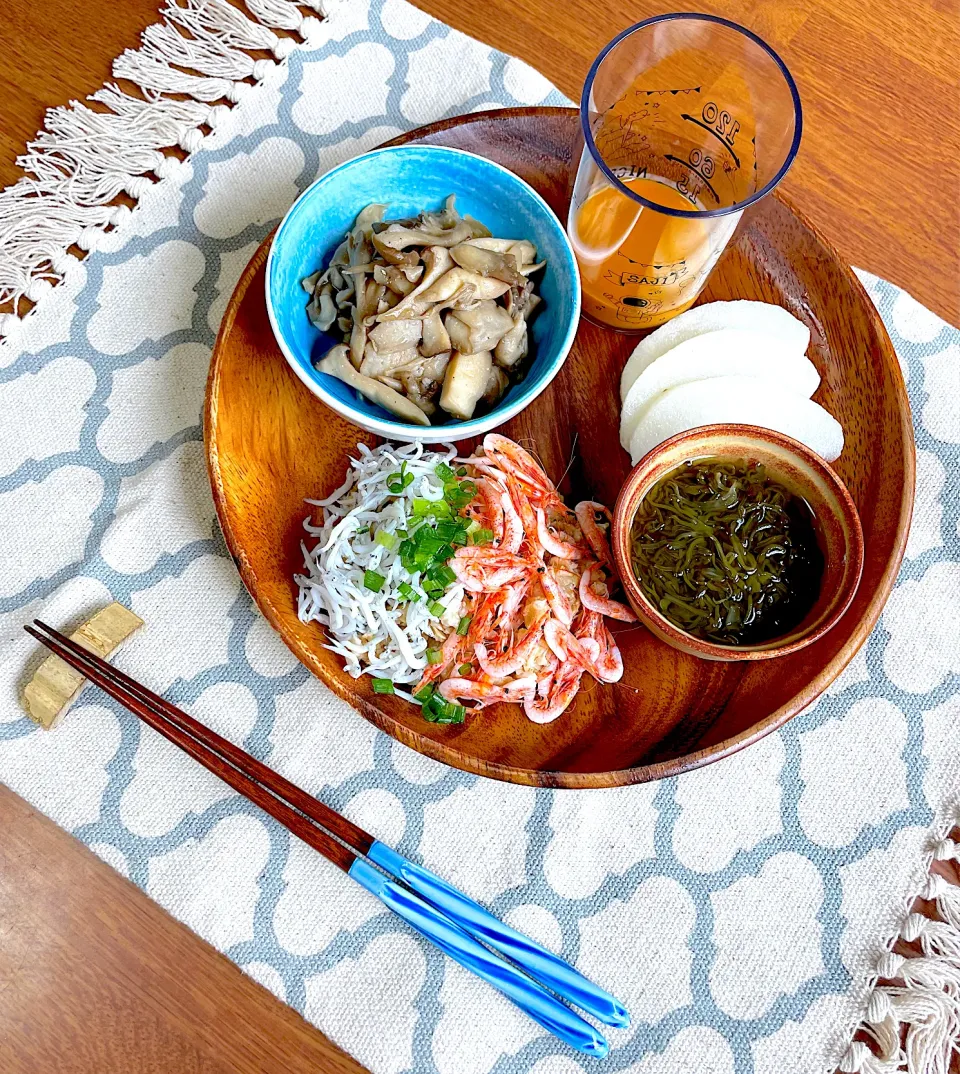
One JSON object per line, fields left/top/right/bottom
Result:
{"left": 611, "top": 424, "right": 865, "bottom": 661}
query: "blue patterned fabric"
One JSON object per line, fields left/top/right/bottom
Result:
{"left": 0, "top": 3, "right": 957, "bottom": 1072}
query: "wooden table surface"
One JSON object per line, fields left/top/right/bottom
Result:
{"left": 0, "top": 2, "right": 956, "bottom": 1072}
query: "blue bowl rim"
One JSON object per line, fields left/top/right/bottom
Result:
{"left": 265, "top": 143, "right": 582, "bottom": 441}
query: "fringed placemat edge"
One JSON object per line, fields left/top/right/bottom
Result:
{"left": 838, "top": 796, "right": 960, "bottom": 1074}
{"left": 0, "top": 0, "right": 347, "bottom": 337}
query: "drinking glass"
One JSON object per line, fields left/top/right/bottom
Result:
{"left": 569, "top": 14, "right": 802, "bottom": 331}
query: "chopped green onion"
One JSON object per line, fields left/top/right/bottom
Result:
{"left": 387, "top": 461, "right": 414, "bottom": 493}
{"left": 412, "top": 498, "right": 432, "bottom": 516}
{"left": 457, "top": 466, "right": 468, "bottom": 477}
{"left": 458, "top": 663, "right": 473, "bottom": 675}
{"left": 363, "top": 569, "right": 386, "bottom": 593}
{"left": 426, "top": 648, "right": 442, "bottom": 665}
{"left": 397, "top": 529, "right": 408, "bottom": 539}
{"left": 443, "top": 704, "right": 466, "bottom": 725}
{"left": 428, "top": 600, "right": 445, "bottom": 617}
{"left": 457, "top": 615, "right": 472, "bottom": 636}
{"left": 413, "top": 683, "right": 435, "bottom": 704}
{"left": 397, "top": 581, "right": 419, "bottom": 602}
{"left": 375, "top": 529, "right": 398, "bottom": 551}
{"left": 435, "top": 462, "right": 455, "bottom": 481}
{"left": 423, "top": 694, "right": 466, "bottom": 724}
{"left": 371, "top": 677, "right": 395, "bottom": 695}
{"left": 465, "top": 518, "right": 481, "bottom": 534}
{"left": 434, "top": 520, "right": 462, "bottom": 541}
{"left": 471, "top": 527, "right": 494, "bottom": 546}
{"left": 427, "top": 563, "right": 457, "bottom": 588}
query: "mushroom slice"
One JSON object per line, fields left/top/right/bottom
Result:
{"left": 376, "top": 247, "right": 453, "bottom": 321}
{"left": 375, "top": 218, "right": 477, "bottom": 251}
{"left": 439, "top": 350, "right": 493, "bottom": 420}
{"left": 445, "top": 300, "right": 514, "bottom": 354}
{"left": 482, "top": 365, "right": 510, "bottom": 405}
{"left": 351, "top": 203, "right": 386, "bottom": 247}
{"left": 307, "top": 283, "right": 338, "bottom": 332}
{"left": 449, "top": 243, "right": 523, "bottom": 286}
{"left": 417, "top": 268, "right": 510, "bottom": 306}
{"left": 420, "top": 308, "right": 451, "bottom": 357}
{"left": 368, "top": 318, "right": 423, "bottom": 354}
{"left": 494, "top": 315, "right": 528, "bottom": 368}
{"left": 318, "top": 344, "right": 430, "bottom": 426}
{"left": 360, "top": 343, "right": 422, "bottom": 380}
{"left": 301, "top": 270, "right": 321, "bottom": 294}
{"left": 374, "top": 263, "right": 422, "bottom": 295}
{"left": 463, "top": 237, "right": 538, "bottom": 265}
{"left": 371, "top": 230, "right": 422, "bottom": 265}
{"left": 398, "top": 351, "right": 451, "bottom": 413}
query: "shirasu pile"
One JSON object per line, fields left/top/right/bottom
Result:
{"left": 296, "top": 442, "right": 465, "bottom": 694}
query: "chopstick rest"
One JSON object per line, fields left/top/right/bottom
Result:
{"left": 366, "top": 841, "right": 629, "bottom": 1028}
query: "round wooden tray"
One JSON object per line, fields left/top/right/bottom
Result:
{"left": 205, "top": 107, "right": 914, "bottom": 789}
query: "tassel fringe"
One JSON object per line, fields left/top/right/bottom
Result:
{"left": 840, "top": 811, "right": 960, "bottom": 1074}
{"left": 0, "top": 0, "right": 339, "bottom": 334}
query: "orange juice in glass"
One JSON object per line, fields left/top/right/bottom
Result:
{"left": 569, "top": 15, "right": 802, "bottom": 331}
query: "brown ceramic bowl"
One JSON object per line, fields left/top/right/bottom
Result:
{"left": 612, "top": 425, "right": 864, "bottom": 662}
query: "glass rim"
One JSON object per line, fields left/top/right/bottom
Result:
{"left": 580, "top": 12, "right": 803, "bottom": 220}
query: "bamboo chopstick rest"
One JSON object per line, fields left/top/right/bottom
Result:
{"left": 23, "top": 602, "right": 143, "bottom": 729}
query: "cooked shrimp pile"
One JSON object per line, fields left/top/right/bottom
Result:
{"left": 419, "top": 434, "right": 635, "bottom": 724}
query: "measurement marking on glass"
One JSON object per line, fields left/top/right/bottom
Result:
{"left": 664, "top": 155, "right": 720, "bottom": 202}
{"left": 679, "top": 113, "right": 742, "bottom": 167}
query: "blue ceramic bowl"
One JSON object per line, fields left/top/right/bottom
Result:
{"left": 266, "top": 145, "right": 581, "bottom": 441}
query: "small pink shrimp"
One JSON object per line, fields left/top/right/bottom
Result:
{"left": 575, "top": 501, "right": 613, "bottom": 568}
{"left": 439, "top": 675, "right": 537, "bottom": 708}
{"left": 454, "top": 547, "right": 527, "bottom": 566}
{"left": 475, "top": 611, "right": 548, "bottom": 678}
{"left": 544, "top": 617, "right": 622, "bottom": 683}
{"left": 575, "top": 609, "right": 624, "bottom": 683}
{"left": 503, "top": 475, "right": 541, "bottom": 553}
{"left": 449, "top": 559, "right": 485, "bottom": 592}
{"left": 544, "top": 618, "right": 595, "bottom": 667}
{"left": 579, "top": 565, "right": 636, "bottom": 622}
{"left": 498, "top": 490, "right": 524, "bottom": 553}
{"left": 539, "top": 563, "right": 575, "bottom": 625}
{"left": 523, "top": 662, "right": 583, "bottom": 723}
{"left": 476, "top": 478, "right": 505, "bottom": 543}
{"left": 496, "top": 578, "right": 530, "bottom": 630}
{"left": 414, "top": 630, "right": 464, "bottom": 691}
{"left": 483, "top": 434, "right": 555, "bottom": 496}
{"left": 536, "top": 507, "right": 585, "bottom": 560}
{"left": 451, "top": 557, "right": 530, "bottom": 593}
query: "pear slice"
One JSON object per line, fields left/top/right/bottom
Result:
{"left": 628, "top": 374, "right": 844, "bottom": 465}
{"left": 620, "top": 300, "right": 810, "bottom": 402}
{"left": 619, "top": 328, "right": 820, "bottom": 450}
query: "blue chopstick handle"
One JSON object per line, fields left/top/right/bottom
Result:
{"left": 366, "top": 842, "right": 629, "bottom": 1029}
{"left": 349, "top": 859, "right": 608, "bottom": 1058}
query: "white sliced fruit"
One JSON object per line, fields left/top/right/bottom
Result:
{"left": 23, "top": 602, "right": 143, "bottom": 729}
{"left": 628, "top": 374, "right": 844, "bottom": 465}
{"left": 619, "top": 300, "right": 811, "bottom": 402}
{"left": 618, "top": 328, "right": 820, "bottom": 450}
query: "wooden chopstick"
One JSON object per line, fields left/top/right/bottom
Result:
{"left": 26, "top": 621, "right": 358, "bottom": 873}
